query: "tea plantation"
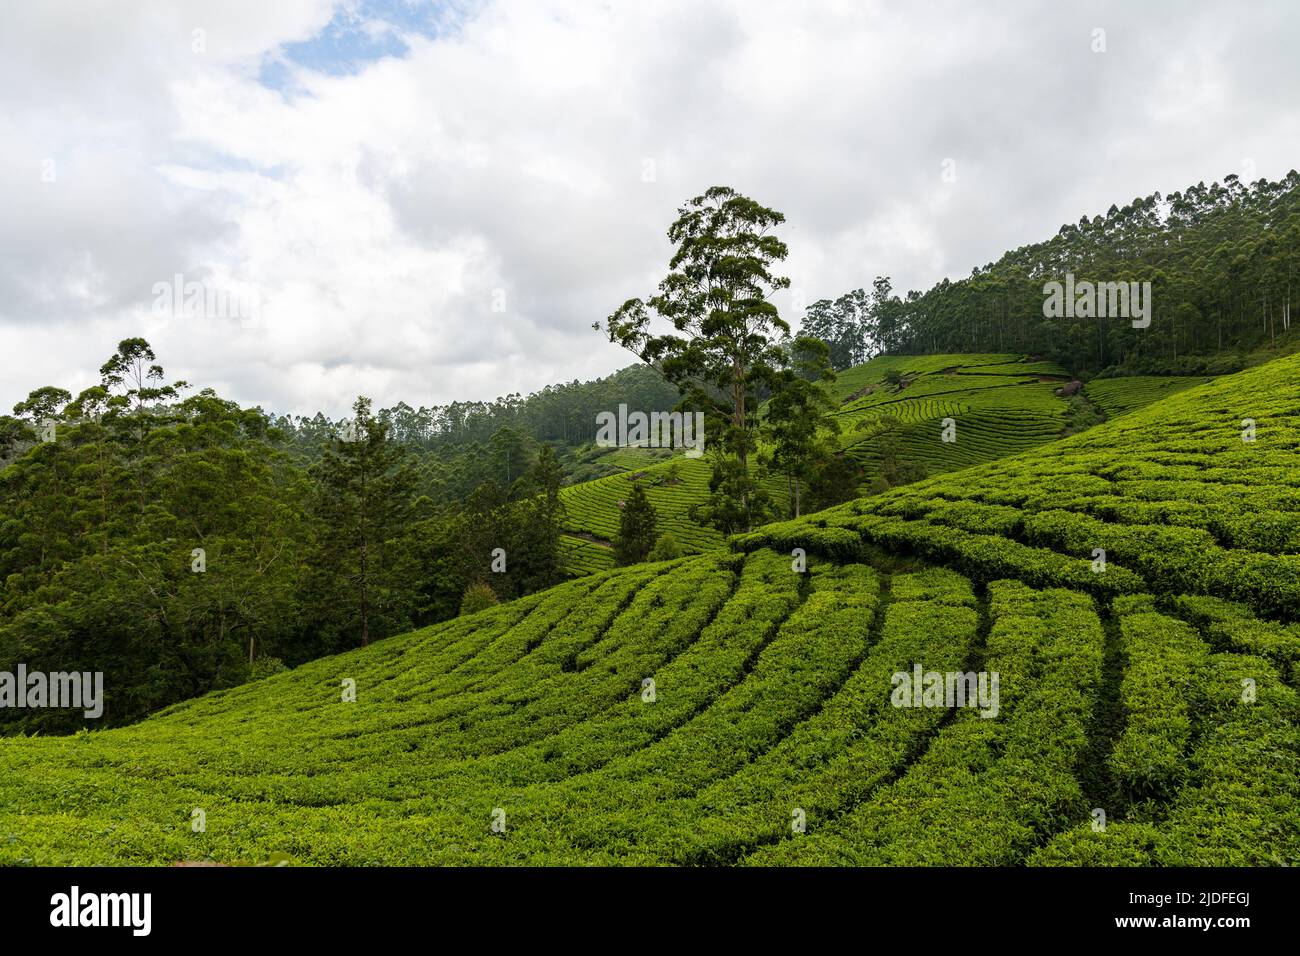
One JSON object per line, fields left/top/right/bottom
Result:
{"left": 1, "top": 353, "right": 1296, "bottom": 866}
{"left": 1084, "top": 375, "right": 1215, "bottom": 418}
{"left": 829, "top": 356, "right": 1072, "bottom": 475}
{"left": 556, "top": 353, "right": 1075, "bottom": 571}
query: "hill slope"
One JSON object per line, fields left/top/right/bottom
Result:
{"left": 556, "top": 353, "right": 1074, "bottom": 574}
{"left": 825, "top": 353, "right": 1071, "bottom": 474}
{"left": 558, "top": 453, "right": 789, "bottom": 573}
{"left": 1083, "top": 375, "right": 1215, "bottom": 418}
{"left": 2, "top": 353, "right": 1297, "bottom": 866}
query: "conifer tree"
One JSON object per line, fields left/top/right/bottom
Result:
{"left": 311, "top": 396, "right": 417, "bottom": 647}
{"left": 614, "top": 483, "right": 658, "bottom": 565}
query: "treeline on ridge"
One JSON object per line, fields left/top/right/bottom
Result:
{"left": 803, "top": 170, "right": 1300, "bottom": 376}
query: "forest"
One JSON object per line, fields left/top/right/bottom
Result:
{"left": 805, "top": 171, "right": 1300, "bottom": 375}
{"left": 0, "top": 340, "right": 621, "bottom": 732}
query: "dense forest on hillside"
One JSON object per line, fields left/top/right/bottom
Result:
{"left": 270, "top": 363, "right": 682, "bottom": 496}
{"left": 805, "top": 171, "right": 1300, "bottom": 375}
{"left": 0, "top": 341, "right": 669, "bottom": 733}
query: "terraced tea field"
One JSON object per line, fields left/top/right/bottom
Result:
{"left": 555, "top": 354, "right": 1072, "bottom": 572}
{"left": 559, "top": 453, "right": 789, "bottom": 564}
{"left": 829, "top": 354, "right": 1072, "bottom": 475}
{"left": 1084, "top": 375, "right": 1214, "bottom": 418}
{"left": 2, "top": 353, "right": 1295, "bottom": 866}
{"left": 558, "top": 532, "right": 617, "bottom": 575}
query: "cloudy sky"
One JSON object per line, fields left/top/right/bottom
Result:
{"left": 2, "top": 0, "right": 1297, "bottom": 417}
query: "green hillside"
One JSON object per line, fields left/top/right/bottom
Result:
{"left": 1084, "top": 375, "right": 1215, "bottom": 418}
{"left": 556, "top": 353, "right": 1074, "bottom": 574}
{"left": 2, "top": 352, "right": 1296, "bottom": 866}
{"left": 825, "top": 353, "right": 1071, "bottom": 474}
{"left": 559, "top": 454, "right": 788, "bottom": 572}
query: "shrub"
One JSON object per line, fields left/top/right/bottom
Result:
{"left": 459, "top": 581, "right": 500, "bottom": 616}
{"left": 647, "top": 532, "right": 683, "bottom": 562}
{"left": 248, "top": 657, "right": 288, "bottom": 681}
{"left": 1109, "top": 611, "right": 1208, "bottom": 801}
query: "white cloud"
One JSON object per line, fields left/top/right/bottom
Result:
{"left": 3, "top": 0, "right": 1299, "bottom": 417}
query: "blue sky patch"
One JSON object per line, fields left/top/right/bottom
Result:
{"left": 259, "top": 0, "right": 475, "bottom": 91}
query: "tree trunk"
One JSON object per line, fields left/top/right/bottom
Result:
{"left": 733, "top": 354, "right": 750, "bottom": 532}
{"left": 360, "top": 538, "right": 370, "bottom": 647}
